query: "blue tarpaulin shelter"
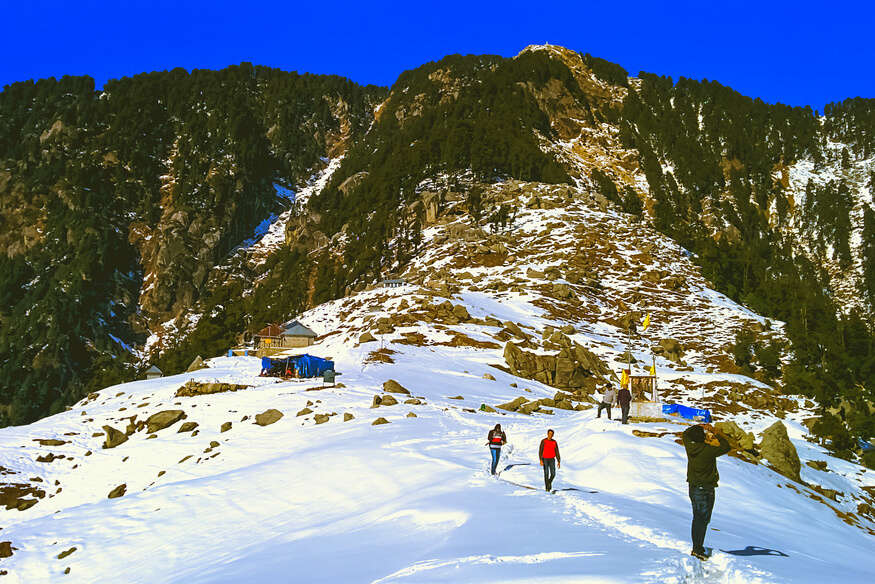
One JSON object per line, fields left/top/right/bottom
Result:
{"left": 663, "top": 403, "right": 712, "bottom": 423}
{"left": 260, "top": 354, "right": 334, "bottom": 378}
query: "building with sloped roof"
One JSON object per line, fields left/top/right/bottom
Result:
{"left": 255, "top": 321, "right": 318, "bottom": 348}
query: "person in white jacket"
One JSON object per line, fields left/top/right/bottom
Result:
{"left": 596, "top": 384, "right": 617, "bottom": 420}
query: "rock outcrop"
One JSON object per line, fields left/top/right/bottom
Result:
{"left": 503, "top": 337, "right": 608, "bottom": 391}
{"left": 759, "top": 421, "right": 801, "bottom": 482}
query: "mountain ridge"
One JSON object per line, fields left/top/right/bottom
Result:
{"left": 0, "top": 47, "right": 873, "bottom": 461}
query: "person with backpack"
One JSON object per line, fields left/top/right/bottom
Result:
{"left": 596, "top": 384, "right": 616, "bottom": 420}
{"left": 538, "top": 429, "right": 561, "bottom": 491}
{"left": 486, "top": 423, "right": 507, "bottom": 475}
{"left": 618, "top": 384, "right": 632, "bottom": 424}
{"left": 682, "top": 423, "right": 731, "bottom": 560}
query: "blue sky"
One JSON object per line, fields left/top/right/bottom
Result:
{"left": 3, "top": 1, "right": 873, "bottom": 110}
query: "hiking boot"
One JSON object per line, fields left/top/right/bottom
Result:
{"left": 690, "top": 549, "right": 708, "bottom": 561}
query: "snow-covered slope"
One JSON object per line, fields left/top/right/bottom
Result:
{"left": 1, "top": 336, "right": 872, "bottom": 583}
{"left": 2, "top": 180, "right": 873, "bottom": 583}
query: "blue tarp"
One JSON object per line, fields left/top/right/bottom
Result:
{"left": 663, "top": 403, "right": 712, "bottom": 423}
{"left": 260, "top": 354, "right": 334, "bottom": 378}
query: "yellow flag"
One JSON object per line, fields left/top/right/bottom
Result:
{"left": 620, "top": 369, "right": 629, "bottom": 387}
{"left": 649, "top": 363, "right": 656, "bottom": 376}
{"left": 641, "top": 313, "right": 651, "bottom": 332}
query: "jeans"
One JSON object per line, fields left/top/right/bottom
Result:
{"left": 597, "top": 402, "right": 612, "bottom": 419}
{"left": 543, "top": 458, "right": 556, "bottom": 490}
{"left": 620, "top": 403, "right": 630, "bottom": 424}
{"left": 490, "top": 447, "right": 501, "bottom": 474}
{"left": 689, "top": 484, "right": 715, "bottom": 552}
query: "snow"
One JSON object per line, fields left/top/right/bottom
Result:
{"left": 2, "top": 299, "right": 873, "bottom": 582}
{"left": 21, "top": 158, "right": 872, "bottom": 581}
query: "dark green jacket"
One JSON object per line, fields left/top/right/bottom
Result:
{"left": 683, "top": 427, "right": 731, "bottom": 487}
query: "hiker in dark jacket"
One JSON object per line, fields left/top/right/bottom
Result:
{"left": 618, "top": 385, "right": 632, "bottom": 424}
{"left": 538, "top": 429, "right": 561, "bottom": 491}
{"left": 682, "top": 423, "right": 731, "bottom": 560}
{"left": 486, "top": 424, "right": 507, "bottom": 475}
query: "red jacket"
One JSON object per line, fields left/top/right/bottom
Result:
{"left": 539, "top": 438, "right": 560, "bottom": 462}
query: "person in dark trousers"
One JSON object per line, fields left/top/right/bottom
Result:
{"left": 538, "top": 429, "right": 561, "bottom": 491}
{"left": 618, "top": 384, "right": 632, "bottom": 424}
{"left": 486, "top": 423, "right": 507, "bottom": 475}
{"left": 596, "top": 384, "right": 616, "bottom": 420}
{"left": 682, "top": 423, "right": 731, "bottom": 560}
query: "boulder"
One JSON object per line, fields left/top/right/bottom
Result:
{"left": 146, "top": 410, "right": 186, "bottom": 433}
{"left": 108, "top": 484, "right": 126, "bottom": 499}
{"left": 314, "top": 414, "right": 330, "bottom": 425}
{"left": 496, "top": 397, "right": 528, "bottom": 412}
{"left": 482, "top": 373, "right": 496, "bottom": 381}
{"left": 656, "top": 339, "right": 684, "bottom": 364}
{"left": 372, "top": 417, "right": 390, "bottom": 426}
{"left": 759, "top": 421, "right": 801, "bottom": 482}
{"left": 406, "top": 412, "right": 417, "bottom": 418}
{"left": 343, "top": 413, "right": 354, "bottom": 422}
{"left": 297, "top": 407, "right": 313, "bottom": 416}
{"left": 383, "top": 380, "right": 411, "bottom": 395}
{"left": 220, "top": 422, "right": 232, "bottom": 433}
{"left": 551, "top": 283, "right": 575, "bottom": 299}
{"left": 452, "top": 304, "right": 471, "bottom": 321}
{"left": 370, "top": 396, "right": 382, "bottom": 408}
{"left": 0, "top": 541, "right": 14, "bottom": 558}
{"left": 102, "top": 425, "right": 128, "bottom": 449}
{"left": 380, "top": 394, "right": 399, "bottom": 406}
{"left": 714, "top": 420, "right": 755, "bottom": 451}
{"left": 503, "top": 321, "right": 528, "bottom": 340}
{"left": 479, "top": 404, "right": 497, "bottom": 413}
{"left": 185, "top": 355, "right": 206, "bottom": 372}
{"left": 34, "top": 439, "right": 67, "bottom": 446}
{"left": 806, "top": 460, "right": 828, "bottom": 472}
{"left": 404, "top": 398, "right": 423, "bottom": 405}
{"left": 177, "top": 422, "right": 198, "bottom": 433}
{"left": 359, "top": 332, "right": 377, "bottom": 344}
{"left": 519, "top": 401, "right": 540, "bottom": 415}
{"left": 255, "top": 409, "right": 284, "bottom": 426}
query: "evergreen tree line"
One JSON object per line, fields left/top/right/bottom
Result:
{"left": 622, "top": 73, "right": 875, "bottom": 454}
{"left": 0, "top": 66, "right": 383, "bottom": 425}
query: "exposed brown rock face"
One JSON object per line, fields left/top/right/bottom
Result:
{"left": 503, "top": 336, "right": 608, "bottom": 391}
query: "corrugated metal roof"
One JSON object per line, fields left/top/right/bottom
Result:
{"left": 256, "top": 324, "right": 284, "bottom": 337}
{"left": 282, "top": 320, "right": 317, "bottom": 337}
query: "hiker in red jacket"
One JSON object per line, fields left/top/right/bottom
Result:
{"left": 539, "top": 429, "right": 561, "bottom": 491}
{"left": 486, "top": 423, "right": 507, "bottom": 475}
